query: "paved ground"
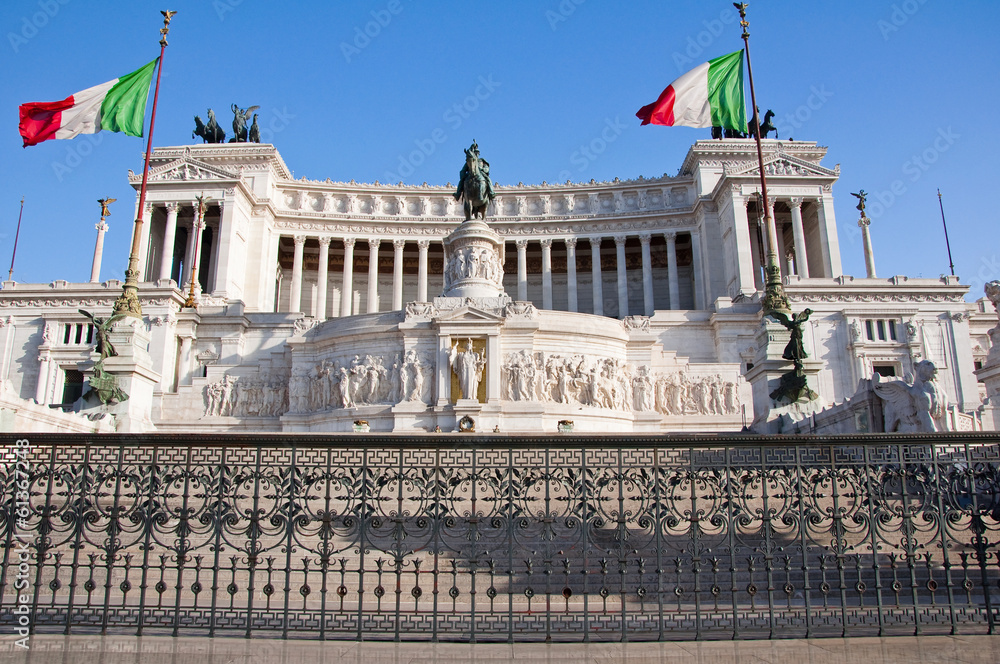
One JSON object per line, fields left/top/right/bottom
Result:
{"left": 1, "top": 633, "right": 998, "bottom": 663}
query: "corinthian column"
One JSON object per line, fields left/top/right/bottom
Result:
{"left": 614, "top": 234, "right": 628, "bottom": 318}
{"left": 91, "top": 221, "right": 109, "bottom": 283}
{"left": 316, "top": 236, "right": 331, "bottom": 319}
{"left": 515, "top": 239, "right": 528, "bottom": 301}
{"left": 417, "top": 240, "right": 429, "bottom": 302}
{"left": 789, "top": 198, "right": 809, "bottom": 278}
{"left": 289, "top": 235, "right": 305, "bottom": 313}
{"left": 367, "top": 238, "right": 381, "bottom": 313}
{"left": 639, "top": 233, "right": 653, "bottom": 316}
{"left": 158, "top": 202, "right": 178, "bottom": 281}
{"left": 565, "top": 238, "right": 578, "bottom": 312}
{"left": 392, "top": 239, "right": 405, "bottom": 310}
{"left": 589, "top": 237, "right": 603, "bottom": 316}
{"left": 540, "top": 239, "right": 553, "bottom": 310}
{"left": 341, "top": 237, "right": 356, "bottom": 316}
{"left": 665, "top": 232, "right": 680, "bottom": 311}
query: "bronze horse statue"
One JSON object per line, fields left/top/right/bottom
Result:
{"left": 748, "top": 109, "right": 777, "bottom": 139}
{"left": 453, "top": 142, "right": 494, "bottom": 221}
{"left": 192, "top": 109, "right": 225, "bottom": 143}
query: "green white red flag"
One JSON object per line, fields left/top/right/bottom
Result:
{"left": 636, "top": 50, "right": 746, "bottom": 132}
{"left": 18, "top": 58, "right": 158, "bottom": 147}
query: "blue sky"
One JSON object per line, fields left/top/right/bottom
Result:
{"left": 1, "top": 0, "right": 997, "bottom": 300}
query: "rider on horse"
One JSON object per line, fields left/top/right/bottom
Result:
{"left": 454, "top": 140, "right": 496, "bottom": 216}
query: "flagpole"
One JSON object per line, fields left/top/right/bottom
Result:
{"left": 734, "top": 3, "right": 789, "bottom": 314}
{"left": 937, "top": 189, "right": 955, "bottom": 277}
{"left": 112, "top": 10, "right": 176, "bottom": 318}
{"left": 8, "top": 198, "right": 24, "bottom": 282}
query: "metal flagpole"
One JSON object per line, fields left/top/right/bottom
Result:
{"left": 937, "top": 189, "right": 955, "bottom": 277}
{"left": 734, "top": 3, "right": 789, "bottom": 314}
{"left": 8, "top": 198, "right": 24, "bottom": 282}
{"left": 112, "top": 10, "right": 177, "bottom": 318}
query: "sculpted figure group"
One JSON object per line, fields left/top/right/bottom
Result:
{"left": 502, "top": 351, "right": 741, "bottom": 415}
{"left": 285, "top": 351, "right": 431, "bottom": 414}
{"left": 204, "top": 375, "right": 288, "bottom": 418}
{"left": 444, "top": 246, "right": 503, "bottom": 290}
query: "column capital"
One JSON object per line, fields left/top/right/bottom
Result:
{"left": 785, "top": 248, "right": 796, "bottom": 260}
{"left": 343, "top": 237, "right": 356, "bottom": 249}
{"left": 664, "top": 231, "right": 678, "bottom": 242}
{"left": 638, "top": 232, "right": 652, "bottom": 245}
{"left": 515, "top": 239, "right": 528, "bottom": 249}
{"left": 368, "top": 237, "right": 381, "bottom": 249}
{"left": 164, "top": 202, "right": 179, "bottom": 213}
{"left": 392, "top": 238, "right": 406, "bottom": 249}
{"left": 293, "top": 234, "right": 307, "bottom": 247}
{"left": 216, "top": 200, "right": 225, "bottom": 213}
{"left": 96, "top": 221, "right": 109, "bottom": 232}
{"left": 788, "top": 197, "right": 803, "bottom": 209}
{"left": 317, "top": 235, "right": 332, "bottom": 248}
{"left": 564, "top": 237, "right": 577, "bottom": 250}
{"left": 539, "top": 238, "right": 552, "bottom": 249}
{"left": 613, "top": 234, "right": 627, "bottom": 247}
{"left": 416, "top": 239, "right": 430, "bottom": 250}
{"left": 588, "top": 236, "right": 602, "bottom": 248}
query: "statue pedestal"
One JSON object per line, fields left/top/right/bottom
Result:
{"left": 441, "top": 219, "right": 505, "bottom": 299}
{"left": 746, "top": 316, "right": 826, "bottom": 434}
{"left": 95, "top": 318, "right": 161, "bottom": 433}
{"left": 452, "top": 398, "right": 484, "bottom": 432}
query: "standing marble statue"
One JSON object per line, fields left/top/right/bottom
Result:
{"left": 450, "top": 338, "right": 486, "bottom": 400}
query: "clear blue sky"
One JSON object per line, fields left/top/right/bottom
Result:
{"left": 1, "top": 0, "right": 997, "bottom": 300}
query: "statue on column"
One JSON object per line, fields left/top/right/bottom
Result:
{"left": 450, "top": 338, "right": 485, "bottom": 400}
{"left": 454, "top": 141, "right": 496, "bottom": 221}
{"left": 230, "top": 103, "right": 259, "bottom": 143}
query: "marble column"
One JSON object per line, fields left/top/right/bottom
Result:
{"left": 515, "top": 239, "right": 528, "bottom": 301}
{"left": 639, "top": 233, "right": 654, "bottom": 316}
{"left": 288, "top": 235, "right": 305, "bottom": 313}
{"left": 367, "top": 238, "right": 380, "bottom": 313}
{"left": 158, "top": 202, "right": 179, "bottom": 282}
{"left": 785, "top": 250, "right": 796, "bottom": 278}
{"left": 729, "top": 193, "right": 757, "bottom": 296}
{"left": 540, "top": 239, "right": 553, "bottom": 310}
{"left": 182, "top": 214, "right": 197, "bottom": 288}
{"left": 565, "top": 238, "right": 578, "bottom": 313}
{"left": 137, "top": 203, "right": 153, "bottom": 281}
{"left": 614, "top": 234, "right": 628, "bottom": 318}
{"left": 665, "top": 232, "right": 680, "bottom": 311}
{"left": 392, "top": 239, "right": 405, "bottom": 310}
{"left": 815, "top": 196, "right": 842, "bottom": 278}
{"left": 341, "top": 237, "right": 356, "bottom": 316}
{"left": 189, "top": 215, "right": 207, "bottom": 294}
{"left": 788, "top": 198, "right": 809, "bottom": 278}
{"left": 91, "top": 221, "right": 109, "bottom": 283}
{"left": 417, "top": 239, "right": 429, "bottom": 302}
{"left": 689, "top": 230, "right": 706, "bottom": 310}
{"left": 589, "top": 237, "right": 604, "bottom": 316}
{"left": 860, "top": 217, "right": 877, "bottom": 278}
{"left": 316, "top": 236, "right": 331, "bottom": 319}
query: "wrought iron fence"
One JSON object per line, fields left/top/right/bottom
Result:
{"left": 1, "top": 433, "right": 999, "bottom": 642}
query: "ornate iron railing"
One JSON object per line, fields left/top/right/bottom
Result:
{"left": 2, "top": 433, "right": 999, "bottom": 642}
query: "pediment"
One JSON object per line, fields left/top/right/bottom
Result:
{"left": 130, "top": 158, "right": 239, "bottom": 183}
{"left": 434, "top": 306, "right": 506, "bottom": 323}
{"left": 725, "top": 153, "right": 838, "bottom": 178}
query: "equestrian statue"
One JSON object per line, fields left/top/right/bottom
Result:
{"left": 454, "top": 140, "right": 496, "bottom": 221}
{"left": 192, "top": 108, "right": 226, "bottom": 143}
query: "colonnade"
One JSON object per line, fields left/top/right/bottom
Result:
{"left": 278, "top": 230, "right": 704, "bottom": 319}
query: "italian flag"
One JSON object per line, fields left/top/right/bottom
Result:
{"left": 18, "top": 58, "right": 159, "bottom": 147}
{"left": 636, "top": 50, "right": 746, "bottom": 132}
